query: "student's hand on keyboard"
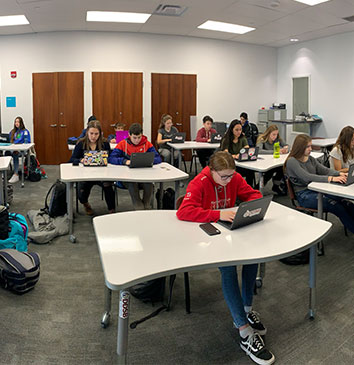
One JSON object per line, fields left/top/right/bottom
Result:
{"left": 331, "top": 175, "right": 347, "bottom": 184}
{"left": 220, "top": 210, "right": 235, "bottom": 222}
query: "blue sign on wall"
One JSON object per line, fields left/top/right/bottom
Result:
{"left": 6, "top": 96, "right": 16, "bottom": 108}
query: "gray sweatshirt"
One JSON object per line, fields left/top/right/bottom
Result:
{"left": 286, "top": 156, "right": 339, "bottom": 193}
{"left": 256, "top": 138, "right": 288, "bottom": 155}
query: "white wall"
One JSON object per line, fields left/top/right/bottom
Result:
{"left": 0, "top": 31, "right": 277, "bottom": 140}
{"left": 277, "top": 31, "right": 354, "bottom": 140}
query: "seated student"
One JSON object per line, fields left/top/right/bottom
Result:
{"left": 77, "top": 115, "right": 97, "bottom": 139}
{"left": 108, "top": 123, "right": 161, "bottom": 210}
{"left": 329, "top": 126, "right": 354, "bottom": 173}
{"left": 285, "top": 134, "right": 354, "bottom": 233}
{"left": 195, "top": 115, "right": 217, "bottom": 168}
{"left": 8, "top": 116, "right": 31, "bottom": 184}
{"left": 256, "top": 124, "right": 289, "bottom": 195}
{"left": 221, "top": 119, "right": 254, "bottom": 186}
{"left": 156, "top": 114, "right": 179, "bottom": 164}
{"left": 176, "top": 151, "right": 274, "bottom": 365}
{"left": 70, "top": 120, "right": 115, "bottom": 215}
{"left": 107, "top": 122, "right": 126, "bottom": 144}
{"left": 240, "top": 112, "right": 255, "bottom": 147}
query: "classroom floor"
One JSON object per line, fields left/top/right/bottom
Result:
{"left": 1, "top": 164, "right": 354, "bottom": 365}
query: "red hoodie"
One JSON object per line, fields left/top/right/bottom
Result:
{"left": 176, "top": 167, "right": 262, "bottom": 223}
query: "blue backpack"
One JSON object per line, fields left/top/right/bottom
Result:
{"left": 0, "top": 213, "right": 28, "bottom": 252}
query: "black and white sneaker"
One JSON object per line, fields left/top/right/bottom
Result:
{"left": 240, "top": 332, "right": 275, "bottom": 365}
{"left": 247, "top": 311, "right": 267, "bottom": 336}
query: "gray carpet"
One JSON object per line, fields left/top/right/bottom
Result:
{"left": 1, "top": 165, "right": 353, "bottom": 365}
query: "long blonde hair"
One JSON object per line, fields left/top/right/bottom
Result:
{"left": 257, "top": 124, "right": 279, "bottom": 145}
{"left": 79, "top": 120, "right": 106, "bottom": 150}
{"left": 159, "top": 114, "right": 173, "bottom": 129}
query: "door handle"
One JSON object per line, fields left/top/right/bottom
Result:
{"left": 176, "top": 123, "right": 182, "bottom": 126}
{"left": 110, "top": 124, "right": 115, "bottom": 127}
{"left": 176, "top": 111, "right": 179, "bottom": 115}
{"left": 50, "top": 124, "right": 57, "bottom": 127}
{"left": 60, "top": 124, "right": 67, "bottom": 128}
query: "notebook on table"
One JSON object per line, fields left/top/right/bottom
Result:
{"left": 170, "top": 132, "right": 186, "bottom": 144}
{"left": 115, "top": 131, "right": 129, "bottom": 143}
{"left": 332, "top": 164, "right": 354, "bottom": 186}
{"left": 218, "top": 196, "right": 272, "bottom": 230}
{"left": 129, "top": 152, "right": 154, "bottom": 168}
{"left": 209, "top": 133, "right": 223, "bottom": 143}
{"left": 237, "top": 147, "right": 259, "bottom": 162}
{"left": 83, "top": 151, "right": 108, "bottom": 166}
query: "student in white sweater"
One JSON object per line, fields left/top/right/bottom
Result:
{"left": 329, "top": 126, "right": 354, "bottom": 173}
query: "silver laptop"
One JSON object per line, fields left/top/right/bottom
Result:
{"left": 170, "top": 132, "right": 186, "bottom": 143}
{"left": 218, "top": 196, "right": 272, "bottom": 230}
{"left": 332, "top": 164, "right": 354, "bottom": 186}
{"left": 129, "top": 152, "right": 154, "bottom": 168}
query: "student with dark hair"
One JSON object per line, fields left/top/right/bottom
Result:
{"left": 156, "top": 114, "right": 179, "bottom": 164}
{"left": 107, "top": 122, "right": 126, "bottom": 143}
{"left": 221, "top": 119, "right": 254, "bottom": 185}
{"left": 177, "top": 151, "right": 274, "bottom": 365}
{"left": 8, "top": 116, "right": 31, "bottom": 184}
{"left": 285, "top": 134, "right": 354, "bottom": 233}
{"left": 330, "top": 126, "right": 354, "bottom": 172}
{"left": 70, "top": 120, "right": 115, "bottom": 215}
{"left": 109, "top": 123, "right": 162, "bottom": 210}
{"left": 256, "top": 124, "right": 288, "bottom": 195}
{"left": 240, "top": 112, "right": 256, "bottom": 147}
{"left": 195, "top": 115, "right": 217, "bottom": 168}
{"left": 77, "top": 115, "right": 97, "bottom": 139}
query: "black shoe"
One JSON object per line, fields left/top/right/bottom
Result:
{"left": 272, "top": 184, "right": 286, "bottom": 196}
{"left": 247, "top": 311, "right": 267, "bottom": 336}
{"left": 240, "top": 332, "right": 275, "bottom": 365}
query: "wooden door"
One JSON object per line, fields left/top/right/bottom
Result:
{"left": 33, "top": 72, "right": 84, "bottom": 165}
{"left": 151, "top": 73, "right": 197, "bottom": 157}
{"left": 92, "top": 72, "right": 143, "bottom": 137}
{"left": 33, "top": 73, "right": 59, "bottom": 165}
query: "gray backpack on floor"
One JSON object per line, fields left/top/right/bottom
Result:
{"left": 0, "top": 249, "right": 40, "bottom": 294}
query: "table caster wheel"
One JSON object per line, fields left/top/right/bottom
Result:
{"left": 101, "top": 312, "right": 111, "bottom": 328}
{"left": 255, "top": 278, "right": 263, "bottom": 288}
{"left": 69, "top": 235, "right": 76, "bottom": 243}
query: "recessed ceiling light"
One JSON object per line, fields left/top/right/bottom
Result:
{"left": 86, "top": 11, "right": 151, "bottom": 24}
{"left": 198, "top": 20, "right": 255, "bottom": 34}
{"left": 0, "top": 15, "right": 29, "bottom": 27}
{"left": 290, "top": 38, "right": 299, "bottom": 42}
{"left": 293, "top": 0, "right": 329, "bottom": 6}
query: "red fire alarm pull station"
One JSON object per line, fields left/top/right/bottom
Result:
{"left": 11, "top": 71, "right": 17, "bottom": 78}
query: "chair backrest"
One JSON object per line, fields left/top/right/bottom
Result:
{"left": 175, "top": 195, "right": 185, "bottom": 209}
{"left": 286, "top": 178, "right": 296, "bottom": 202}
{"left": 286, "top": 178, "right": 318, "bottom": 214}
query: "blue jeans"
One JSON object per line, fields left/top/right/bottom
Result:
{"left": 297, "top": 189, "right": 354, "bottom": 233}
{"left": 219, "top": 264, "right": 258, "bottom": 328}
{"left": 12, "top": 152, "right": 19, "bottom": 174}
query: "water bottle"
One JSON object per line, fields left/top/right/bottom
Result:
{"left": 273, "top": 141, "right": 280, "bottom": 158}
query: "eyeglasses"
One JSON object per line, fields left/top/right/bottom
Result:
{"left": 216, "top": 171, "right": 234, "bottom": 181}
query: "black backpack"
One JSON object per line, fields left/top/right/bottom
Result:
{"left": 249, "top": 123, "right": 259, "bottom": 147}
{"left": 129, "top": 278, "right": 166, "bottom": 303}
{"left": 156, "top": 188, "right": 175, "bottom": 210}
{"left": 0, "top": 205, "right": 9, "bottom": 240}
{"left": 44, "top": 180, "right": 67, "bottom": 217}
{"left": 279, "top": 249, "right": 309, "bottom": 265}
{"left": 26, "top": 155, "right": 41, "bottom": 182}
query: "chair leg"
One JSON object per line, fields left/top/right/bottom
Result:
{"left": 75, "top": 183, "right": 79, "bottom": 213}
{"left": 184, "top": 272, "right": 191, "bottom": 314}
{"left": 317, "top": 240, "right": 325, "bottom": 256}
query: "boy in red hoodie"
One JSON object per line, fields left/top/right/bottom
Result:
{"left": 177, "top": 151, "right": 275, "bottom": 365}
{"left": 108, "top": 123, "right": 161, "bottom": 210}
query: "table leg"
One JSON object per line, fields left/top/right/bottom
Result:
{"left": 4, "top": 170, "right": 8, "bottom": 206}
{"left": 0, "top": 171, "right": 4, "bottom": 205}
{"left": 21, "top": 151, "right": 25, "bottom": 188}
{"left": 178, "top": 150, "right": 182, "bottom": 170}
{"left": 309, "top": 243, "right": 317, "bottom": 320}
{"left": 258, "top": 172, "right": 264, "bottom": 195}
{"left": 317, "top": 193, "right": 323, "bottom": 220}
{"left": 174, "top": 180, "right": 180, "bottom": 209}
{"left": 159, "top": 182, "right": 163, "bottom": 209}
{"left": 66, "top": 182, "right": 75, "bottom": 243}
{"left": 117, "top": 290, "right": 130, "bottom": 364}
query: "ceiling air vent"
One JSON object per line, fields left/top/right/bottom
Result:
{"left": 342, "top": 15, "right": 354, "bottom": 22}
{"left": 153, "top": 4, "right": 187, "bottom": 17}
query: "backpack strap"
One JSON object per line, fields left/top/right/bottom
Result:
{"left": 44, "top": 181, "right": 57, "bottom": 212}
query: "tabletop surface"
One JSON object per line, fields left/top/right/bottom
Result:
{"left": 0, "top": 156, "right": 12, "bottom": 170}
{"left": 269, "top": 119, "right": 322, "bottom": 124}
{"left": 0, "top": 143, "right": 34, "bottom": 151}
{"left": 311, "top": 138, "right": 336, "bottom": 147}
{"left": 68, "top": 143, "right": 116, "bottom": 151}
{"left": 308, "top": 181, "right": 354, "bottom": 200}
{"left": 235, "top": 151, "right": 323, "bottom": 172}
{"left": 60, "top": 162, "right": 189, "bottom": 183}
{"left": 167, "top": 141, "right": 220, "bottom": 150}
{"left": 93, "top": 202, "right": 332, "bottom": 290}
